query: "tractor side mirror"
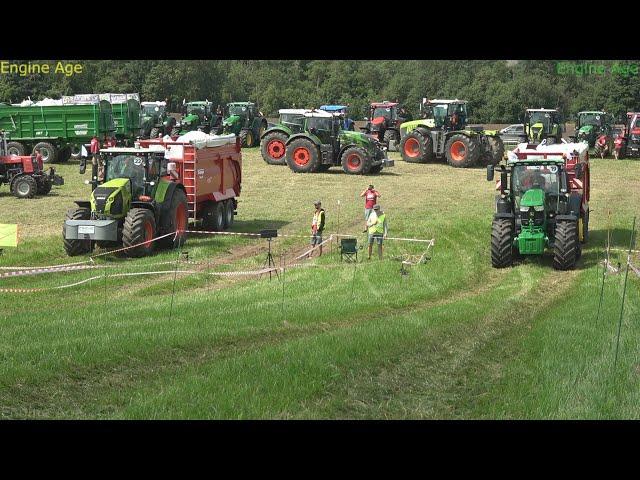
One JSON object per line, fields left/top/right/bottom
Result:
{"left": 79, "top": 158, "right": 87, "bottom": 174}
{"left": 486, "top": 164, "right": 494, "bottom": 181}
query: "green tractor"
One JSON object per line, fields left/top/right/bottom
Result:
{"left": 399, "top": 99, "right": 504, "bottom": 167}
{"left": 487, "top": 143, "right": 590, "bottom": 270}
{"left": 172, "top": 101, "right": 220, "bottom": 136}
{"left": 260, "top": 108, "right": 308, "bottom": 165}
{"left": 63, "top": 145, "right": 188, "bottom": 257}
{"left": 220, "top": 102, "right": 268, "bottom": 148}
{"left": 140, "top": 101, "right": 176, "bottom": 139}
{"left": 524, "top": 108, "right": 563, "bottom": 144}
{"left": 573, "top": 111, "right": 612, "bottom": 148}
{"left": 284, "top": 110, "right": 393, "bottom": 174}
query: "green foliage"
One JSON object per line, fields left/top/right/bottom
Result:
{"left": 2, "top": 60, "right": 640, "bottom": 122}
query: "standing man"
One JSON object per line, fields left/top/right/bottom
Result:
{"left": 310, "top": 200, "right": 326, "bottom": 258}
{"left": 360, "top": 184, "right": 381, "bottom": 220}
{"left": 366, "top": 204, "right": 387, "bottom": 260}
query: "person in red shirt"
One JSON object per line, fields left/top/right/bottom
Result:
{"left": 360, "top": 184, "right": 381, "bottom": 220}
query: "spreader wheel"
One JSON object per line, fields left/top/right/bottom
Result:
{"left": 201, "top": 201, "right": 225, "bottom": 232}
{"left": 159, "top": 188, "right": 188, "bottom": 249}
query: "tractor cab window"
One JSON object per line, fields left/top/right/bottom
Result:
{"left": 281, "top": 113, "right": 304, "bottom": 128}
{"left": 228, "top": 105, "right": 248, "bottom": 116}
{"left": 372, "top": 107, "right": 392, "bottom": 119}
{"left": 579, "top": 113, "right": 602, "bottom": 126}
{"left": 106, "top": 154, "right": 148, "bottom": 197}
{"left": 512, "top": 164, "right": 562, "bottom": 207}
{"left": 143, "top": 104, "right": 165, "bottom": 116}
{"left": 306, "top": 116, "right": 333, "bottom": 143}
{"left": 432, "top": 104, "right": 448, "bottom": 127}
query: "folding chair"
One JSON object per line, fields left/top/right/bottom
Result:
{"left": 339, "top": 237, "right": 358, "bottom": 263}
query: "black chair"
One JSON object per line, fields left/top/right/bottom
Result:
{"left": 339, "top": 237, "right": 358, "bottom": 263}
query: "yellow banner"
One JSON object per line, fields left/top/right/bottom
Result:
{"left": 0, "top": 224, "right": 18, "bottom": 247}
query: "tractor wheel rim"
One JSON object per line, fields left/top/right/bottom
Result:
{"left": 8, "top": 147, "right": 19, "bottom": 155}
{"left": 17, "top": 181, "right": 30, "bottom": 195}
{"left": 293, "top": 147, "right": 311, "bottom": 166}
{"left": 450, "top": 140, "right": 467, "bottom": 161}
{"left": 404, "top": 137, "right": 420, "bottom": 158}
{"left": 267, "top": 140, "right": 285, "bottom": 159}
{"left": 144, "top": 221, "right": 153, "bottom": 247}
{"left": 347, "top": 153, "right": 362, "bottom": 170}
{"left": 41, "top": 149, "right": 50, "bottom": 161}
{"left": 246, "top": 132, "right": 253, "bottom": 145}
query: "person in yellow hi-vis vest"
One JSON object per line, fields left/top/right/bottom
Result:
{"left": 366, "top": 204, "right": 387, "bottom": 260}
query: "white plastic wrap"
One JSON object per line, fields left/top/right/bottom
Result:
{"left": 176, "top": 131, "right": 236, "bottom": 149}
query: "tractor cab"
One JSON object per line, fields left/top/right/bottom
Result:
{"left": 524, "top": 108, "right": 563, "bottom": 144}
{"left": 278, "top": 109, "right": 308, "bottom": 134}
{"left": 142, "top": 101, "right": 167, "bottom": 118}
{"left": 420, "top": 99, "right": 468, "bottom": 131}
{"left": 361, "top": 101, "right": 411, "bottom": 150}
{"left": 175, "top": 101, "right": 215, "bottom": 134}
{"left": 304, "top": 110, "right": 342, "bottom": 147}
{"left": 575, "top": 111, "right": 611, "bottom": 147}
{"left": 224, "top": 102, "right": 257, "bottom": 131}
{"left": 320, "top": 105, "right": 355, "bottom": 131}
{"left": 140, "top": 101, "right": 175, "bottom": 138}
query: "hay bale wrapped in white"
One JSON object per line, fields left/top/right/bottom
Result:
{"left": 176, "top": 131, "right": 237, "bottom": 149}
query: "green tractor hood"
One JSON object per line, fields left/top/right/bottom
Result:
{"left": 520, "top": 188, "right": 545, "bottom": 208}
{"left": 90, "top": 178, "right": 132, "bottom": 219}
{"left": 181, "top": 113, "right": 200, "bottom": 127}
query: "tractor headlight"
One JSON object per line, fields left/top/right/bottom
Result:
{"left": 519, "top": 206, "right": 529, "bottom": 212}
{"left": 533, "top": 205, "right": 545, "bottom": 212}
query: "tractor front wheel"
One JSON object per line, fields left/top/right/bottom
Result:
{"left": 63, "top": 207, "right": 92, "bottom": 256}
{"left": 150, "top": 127, "right": 160, "bottom": 139}
{"left": 158, "top": 188, "right": 189, "bottom": 249}
{"left": 484, "top": 136, "right": 505, "bottom": 166}
{"left": 240, "top": 129, "right": 255, "bottom": 148}
{"left": 553, "top": 221, "right": 580, "bottom": 270}
{"left": 286, "top": 138, "right": 320, "bottom": 173}
{"left": 11, "top": 175, "right": 37, "bottom": 199}
{"left": 341, "top": 147, "right": 371, "bottom": 174}
{"left": 445, "top": 134, "right": 479, "bottom": 168}
{"left": 491, "top": 218, "right": 515, "bottom": 268}
{"left": 261, "top": 131, "right": 288, "bottom": 165}
{"left": 122, "top": 208, "right": 157, "bottom": 257}
{"left": 36, "top": 177, "right": 52, "bottom": 195}
{"left": 383, "top": 129, "right": 399, "bottom": 152}
{"left": 400, "top": 130, "right": 434, "bottom": 163}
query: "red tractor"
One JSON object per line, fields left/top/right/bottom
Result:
{"left": 614, "top": 112, "right": 640, "bottom": 159}
{"left": 0, "top": 132, "right": 63, "bottom": 198}
{"left": 360, "top": 101, "right": 412, "bottom": 151}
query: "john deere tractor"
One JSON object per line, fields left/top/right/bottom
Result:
{"left": 140, "top": 101, "right": 176, "bottom": 139}
{"left": 524, "top": 108, "right": 563, "bottom": 144}
{"left": 172, "top": 101, "right": 220, "bottom": 136}
{"left": 63, "top": 145, "right": 188, "bottom": 257}
{"left": 487, "top": 143, "right": 590, "bottom": 270}
{"left": 260, "top": 109, "right": 308, "bottom": 165}
{"left": 399, "top": 99, "right": 504, "bottom": 167}
{"left": 574, "top": 111, "right": 611, "bottom": 148}
{"left": 220, "top": 102, "right": 267, "bottom": 148}
{"left": 360, "top": 101, "right": 412, "bottom": 151}
{"left": 284, "top": 110, "right": 393, "bottom": 174}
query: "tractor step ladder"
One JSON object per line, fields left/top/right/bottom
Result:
{"left": 182, "top": 148, "right": 198, "bottom": 223}
{"left": 435, "top": 132, "right": 446, "bottom": 156}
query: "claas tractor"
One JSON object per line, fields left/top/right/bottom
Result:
{"left": 360, "top": 101, "right": 411, "bottom": 151}
{"left": 574, "top": 111, "right": 612, "bottom": 149}
{"left": 0, "top": 131, "right": 64, "bottom": 198}
{"left": 172, "top": 101, "right": 220, "bottom": 137}
{"left": 487, "top": 142, "right": 590, "bottom": 270}
{"left": 319, "top": 105, "right": 356, "bottom": 131}
{"left": 399, "top": 99, "right": 504, "bottom": 167}
{"left": 140, "top": 101, "right": 176, "bottom": 139}
{"left": 284, "top": 110, "right": 393, "bottom": 174}
{"left": 524, "top": 108, "right": 563, "bottom": 144}
{"left": 220, "top": 102, "right": 267, "bottom": 148}
{"left": 260, "top": 109, "right": 309, "bottom": 165}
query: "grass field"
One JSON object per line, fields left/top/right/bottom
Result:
{"left": 1, "top": 148, "right": 639, "bottom": 419}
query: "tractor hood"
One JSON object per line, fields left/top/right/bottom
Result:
{"left": 90, "top": 178, "right": 131, "bottom": 218}
{"left": 180, "top": 113, "right": 199, "bottom": 126}
{"left": 520, "top": 188, "right": 545, "bottom": 208}
{"left": 578, "top": 124, "right": 594, "bottom": 135}
{"left": 371, "top": 116, "right": 386, "bottom": 126}
{"left": 223, "top": 114, "right": 241, "bottom": 127}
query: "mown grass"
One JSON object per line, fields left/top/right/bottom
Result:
{"left": 0, "top": 148, "right": 639, "bottom": 419}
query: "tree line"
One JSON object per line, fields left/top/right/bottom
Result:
{"left": 1, "top": 60, "right": 639, "bottom": 123}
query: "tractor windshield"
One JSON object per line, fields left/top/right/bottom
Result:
{"left": 186, "top": 105, "right": 208, "bottom": 115}
{"left": 228, "top": 104, "right": 249, "bottom": 116}
{"left": 106, "top": 154, "right": 160, "bottom": 198}
{"left": 431, "top": 104, "right": 449, "bottom": 127}
{"left": 143, "top": 104, "right": 165, "bottom": 116}
{"left": 280, "top": 113, "right": 304, "bottom": 127}
{"left": 579, "top": 113, "right": 602, "bottom": 126}
{"left": 306, "top": 117, "right": 332, "bottom": 132}
{"left": 511, "top": 164, "right": 562, "bottom": 208}
{"left": 528, "top": 112, "right": 552, "bottom": 126}
{"left": 372, "top": 107, "right": 393, "bottom": 119}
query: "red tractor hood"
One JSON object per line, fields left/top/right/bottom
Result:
{"left": 632, "top": 128, "right": 640, "bottom": 135}
{"left": 371, "top": 116, "right": 386, "bottom": 125}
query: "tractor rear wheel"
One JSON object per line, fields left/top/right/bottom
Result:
{"left": 150, "top": 127, "right": 160, "bottom": 139}
{"left": 6, "top": 141, "right": 26, "bottom": 156}
{"left": 33, "top": 142, "right": 58, "bottom": 164}
{"left": 483, "top": 136, "right": 505, "bottom": 166}
{"left": 341, "top": 147, "right": 371, "bottom": 174}
{"left": 400, "top": 130, "right": 434, "bottom": 163}
{"left": 261, "top": 131, "right": 288, "bottom": 165}
{"left": 383, "top": 129, "right": 399, "bottom": 152}
{"left": 491, "top": 218, "right": 514, "bottom": 268}
{"left": 63, "top": 207, "right": 92, "bottom": 256}
{"left": 223, "top": 199, "right": 235, "bottom": 228}
{"left": 36, "top": 177, "right": 52, "bottom": 195}
{"left": 158, "top": 188, "right": 189, "bottom": 249}
{"left": 286, "top": 138, "right": 320, "bottom": 173}
{"left": 58, "top": 146, "right": 71, "bottom": 163}
{"left": 201, "top": 201, "right": 225, "bottom": 232}
{"left": 445, "top": 134, "right": 479, "bottom": 168}
{"left": 553, "top": 221, "right": 580, "bottom": 270}
{"left": 11, "top": 175, "right": 37, "bottom": 199}
{"left": 122, "top": 208, "right": 157, "bottom": 257}
{"left": 240, "top": 129, "right": 255, "bottom": 148}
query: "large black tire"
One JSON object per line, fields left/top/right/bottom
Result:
{"left": 63, "top": 207, "right": 92, "bottom": 256}
{"left": 553, "top": 221, "right": 579, "bottom": 270}
{"left": 223, "top": 199, "right": 235, "bottom": 229}
{"left": 6, "top": 141, "right": 26, "bottom": 156}
{"left": 445, "top": 134, "right": 479, "bottom": 168}
{"left": 70, "top": 144, "right": 82, "bottom": 160}
{"left": 341, "top": 146, "right": 372, "bottom": 174}
{"left": 33, "top": 142, "right": 58, "bottom": 164}
{"left": 239, "top": 128, "right": 255, "bottom": 148}
{"left": 11, "top": 175, "right": 37, "bottom": 199}
{"left": 36, "top": 177, "right": 52, "bottom": 195}
{"left": 260, "top": 131, "right": 288, "bottom": 165}
{"left": 286, "top": 138, "right": 321, "bottom": 173}
{"left": 491, "top": 218, "right": 514, "bottom": 268}
{"left": 201, "top": 201, "right": 225, "bottom": 231}
{"left": 122, "top": 208, "right": 157, "bottom": 258}
{"left": 483, "top": 136, "right": 505, "bottom": 166}
{"left": 158, "top": 188, "right": 189, "bottom": 249}
{"left": 400, "top": 129, "right": 434, "bottom": 163}
{"left": 150, "top": 127, "right": 160, "bottom": 138}
{"left": 170, "top": 127, "right": 180, "bottom": 137}
{"left": 383, "top": 129, "right": 399, "bottom": 152}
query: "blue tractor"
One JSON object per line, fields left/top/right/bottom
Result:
{"left": 319, "top": 105, "right": 355, "bottom": 131}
